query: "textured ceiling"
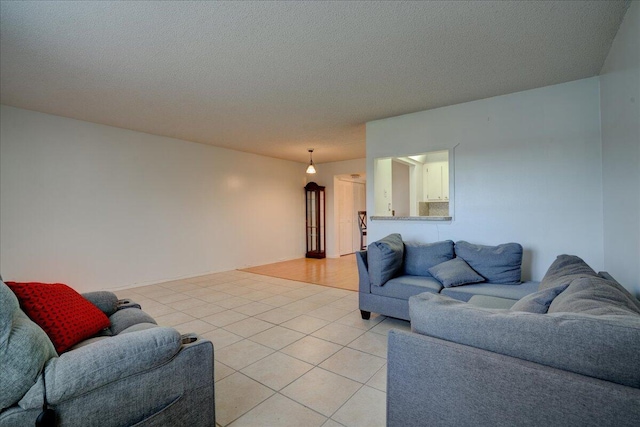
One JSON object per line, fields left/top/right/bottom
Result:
{"left": 0, "top": 1, "right": 629, "bottom": 164}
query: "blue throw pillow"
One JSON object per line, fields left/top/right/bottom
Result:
{"left": 368, "top": 233, "right": 404, "bottom": 287}
{"left": 510, "top": 285, "right": 569, "bottom": 314}
{"left": 455, "top": 241, "right": 523, "bottom": 284}
{"left": 404, "top": 240, "right": 454, "bottom": 277}
{"left": 428, "top": 258, "right": 485, "bottom": 288}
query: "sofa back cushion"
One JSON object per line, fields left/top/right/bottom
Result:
{"left": 538, "top": 254, "right": 598, "bottom": 291}
{"left": 1, "top": 281, "right": 57, "bottom": 411}
{"left": 368, "top": 233, "right": 404, "bottom": 286}
{"left": 454, "top": 241, "right": 523, "bottom": 284}
{"left": 403, "top": 240, "right": 454, "bottom": 277}
{"left": 409, "top": 292, "right": 640, "bottom": 389}
{"left": 548, "top": 276, "right": 640, "bottom": 316}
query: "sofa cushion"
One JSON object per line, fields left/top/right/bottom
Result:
{"left": 409, "top": 292, "right": 640, "bottom": 389}
{"left": 1, "top": 281, "right": 57, "bottom": 411}
{"left": 511, "top": 285, "right": 569, "bottom": 314}
{"left": 455, "top": 241, "right": 523, "bottom": 284}
{"left": 109, "top": 308, "right": 158, "bottom": 335}
{"left": 440, "top": 280, "right": 540, "bottom": 302}
{"left": 468, "top": 295, "right": 517, "bottom": 309}
{"left": 6, "top": 282, "right": 111, "bottom": 353}
{"left": 81, "top": 291, "right": 119, "bottom": 316}
{"left": 428, "top": 258, "right": 485, "bottom": 288}
{"left": 548, "top": 276, "right": 640, "bottom": 316}
{"left": 538, "top": 254, "right": 598, "bottom": 291}
{"left": 371, "top": 275, "right": 442, "bottom": 300}
{"left": 403, "top": 240, "right": 454, "bottom": 276}
{"left": 368, "top": 233, "right": 404, "bottom": 286}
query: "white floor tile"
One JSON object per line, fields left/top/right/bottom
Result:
{"left": 254, "top": 307, "right": 299, "bottom": 325}
{"left": 281, "top": 315, "right": 330, "bottom": 334}
{"left": 320, "top": 347, "right": 386, "bottom": 383}
{"left": 332, "top": 386, "right": 386, "bottom": 427}
{"left": 280, "top": 336, "right": 342, "bottom": 365}
{"left": 281, "top": 367, "right": 361, "bottom": 417}
{"left": 215, "top": 372, "right": 274, "bottom": 426}
{"left": 228, "top": 393, "right": 326, "bottom": 427}
{"left": 223, "top": 318, "right": 274, "bottom": 338}
{"left": 249, "top": 326, "right": 305, "bottom": 350}
{"left": 311, "top": 323, "right": 365, "bottom": 346}
{"left": 215, "top": 339, "right": 275, "bottom": 370}
{"left": 347, "top": 331, "right": 388, "bottom": 358}
{"left": 240, "top": 352, "right": 313, "bottom": 390}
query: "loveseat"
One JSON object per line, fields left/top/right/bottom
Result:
{"left": 387, "top": 255, "right": 640, "bottom": 426}
{"left": 357, "top": 234, "right": 539, "bottom": 320}
{"left": 0, "top": 279, "right": 215, "bottom": 427}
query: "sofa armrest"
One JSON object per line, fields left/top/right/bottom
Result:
{"left": 387, "top": 329, "right": 640, "bottom": 427}
{"left": 81, "top": 291, "right": 119, "bottom": 316}
{"left": 356, "top": 250, "right": 370, "bottom": 293}
{"left": 19, "top": 327, "right": 182, "bottom": 408}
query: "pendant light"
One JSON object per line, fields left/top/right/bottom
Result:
{"left": 306, "top": 149, "right": 317, "bottom": 174}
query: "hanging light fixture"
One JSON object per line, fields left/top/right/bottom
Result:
{"left": 306, "top": 149, "right": 317, "bottom": 174}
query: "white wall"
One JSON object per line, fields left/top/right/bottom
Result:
{"left": 366, "top": 78, "right": 604, "bottom": 282}
{"left": 600, "top": 1, "right": 640, "bottom": 295}
{"left": 0, "top": 106, "right": 306, "bottom": 292}
{"left": 310, "top": 158, "right": 366, "bottom": 258}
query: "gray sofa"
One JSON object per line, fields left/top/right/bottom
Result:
{"left": 0, "top": 280, "right": 215, "bottom": 427}
{"left": 357, "top": 234, "right": 539, "bottom": 320}
{"left": 387, "top": 255, "right": 640, "bottom": 426}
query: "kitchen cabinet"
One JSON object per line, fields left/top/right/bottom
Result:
{"left": 424, "top": 162, "right": 449, "bottom": 201}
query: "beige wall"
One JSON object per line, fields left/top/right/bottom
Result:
{"left": 0, "top": 106, "right": 306, "bottom": 292}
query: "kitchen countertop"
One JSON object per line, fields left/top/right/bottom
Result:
{"left": 370, "top": 215, "right": 452, "bottom": 221}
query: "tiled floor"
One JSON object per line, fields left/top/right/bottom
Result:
{"left": 115, "top": 270, "right": 411, "bottom": 427}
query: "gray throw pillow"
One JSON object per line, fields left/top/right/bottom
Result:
{"left": 511, "top": 285, "right": 569, "bottom": 314}
{"left": 538, "top": 254, "right": 598, "bottom": 291}
{"left": 428, "top": 258, "right": 485, "bottom": 288}
{"left": 455, "top": 241, "right": 523, "bottom": 284}
{"left": 368, "top": 233, "right": 404, "bottom": 286}
{"left": 404, "top": 240, "right": 454, "bottom": 277}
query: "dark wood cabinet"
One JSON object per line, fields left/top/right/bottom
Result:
{"left": 305, "top": 182, "right": 326, "bottom": 258}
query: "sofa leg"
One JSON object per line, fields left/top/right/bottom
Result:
{"left": 360, "top": 310, "right": 371, "bottom": 320}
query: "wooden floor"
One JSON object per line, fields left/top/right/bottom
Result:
{"left": 241, "top": 254, "right": 359, "bottom": 291}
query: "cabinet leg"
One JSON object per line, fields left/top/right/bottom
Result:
{"left": 360, "top": 310, "right": 371, "bottom": 320}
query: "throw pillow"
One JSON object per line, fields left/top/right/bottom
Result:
{"left": 428, "top": 258, "right": 485, "bottom": 288}
{"left": 367, "top": 233, "right": 404, "bottom": 286}
{"left": 510, "top": 285, "right": 569, "bottom": 314}
{"left": 403, "top": 240, "right": 454, "bottom": 276}
{"left": 6, "top": 282, "right": 111, "bottom": 353}
{"left": 455, "top": 241, "right": 523, "bottom": 284}
{"left": 538, "top": 254, "right": 598, "bottom": 290}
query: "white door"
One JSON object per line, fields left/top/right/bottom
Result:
{"left": 337, "top": 180, "right": 355, "bottom": 255}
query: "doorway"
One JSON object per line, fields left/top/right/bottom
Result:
{"left": 336, "top": 174, "right": 366, "bottom": 256}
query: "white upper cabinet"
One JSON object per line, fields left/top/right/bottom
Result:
{"left": 424, "top": 161, "right": 449, "bottom": 201}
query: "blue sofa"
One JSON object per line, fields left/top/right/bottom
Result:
{"left": 387, "top": 255, "right": 640, "bottom": 426}
{"left": 357, "top": 234, "right": 539, "bottom": 320}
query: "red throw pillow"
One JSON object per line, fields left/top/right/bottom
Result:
{"left": 6, "top": 282, "right": 110, "bottom": 353}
